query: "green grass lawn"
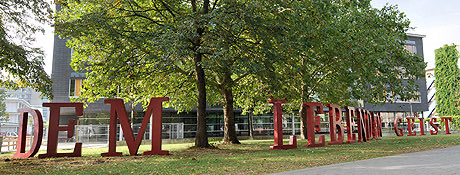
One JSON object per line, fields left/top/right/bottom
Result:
{"left": 1, "top": 134, "right": 460, "bottom": 174}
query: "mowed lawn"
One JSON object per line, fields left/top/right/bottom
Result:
{"left": 1, "top": 134, "right": 460, "bottom": 174}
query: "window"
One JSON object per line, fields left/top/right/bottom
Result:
{"left": 405, "top": 44, "right": 417, "bottom": 54}
{"left": 394, "top": 91, "right": 421, "bottom": 103}
{"left": 70, "top": 79, "right": 83, "bottom": 96}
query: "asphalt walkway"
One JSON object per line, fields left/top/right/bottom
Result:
{"left": 271, "top": 144, "right": 460, "bottom": 175}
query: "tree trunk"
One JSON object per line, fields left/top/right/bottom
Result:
{"left": 194, "top": 53, "right": 209, "bottom": 148}
{"left": 299, "top": 88, "right": 307, "bottom": 139}
{"left": 299, "top": 103, "right": 307, "bottom": 139}
{"left": 220, "top": 85, "right": 240, "bottom": 144}
{"left": 248, "top": 108, "right": 254, "bottom": 139}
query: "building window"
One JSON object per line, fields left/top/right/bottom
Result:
{"left": 405, "top": 44, "right": 417, "bottom": 54}
{"left": 70, "top": 79, "right": 83, "bottom": 96}
{"left": 394, "top": 91, "right": 421, "bottom": 103}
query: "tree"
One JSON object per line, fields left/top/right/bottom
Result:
{"left": 55, "top": 0, "right": 285, "bottom": 146}
{"left": 435, "top": 44, "right": 460, "bottom": 116}
{"left": 55, "top": 0, "right": 211, "bottom": 147}
{"left": 270, "top": 0, "right": 425, "bottom": 138}
{"left": 0, "top": 0, "right": 53, "bottom": 98}
{"left": 202, "top": 1, "right": 289, "bottom": 144}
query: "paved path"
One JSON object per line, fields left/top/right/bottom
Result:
{"left": 272, "top": 145, "right": 460, "bottom": 175}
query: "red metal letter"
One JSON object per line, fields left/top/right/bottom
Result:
{"left": 356, "top": 108, "right": 368, "bottom": 142}
{"left": 418, "top": 118, "right": 426, "bottom": 135}
{"left": 364, "top": 110, "right": 373, "bottom": 140}
{"left": 269, "top": 99, "right": 297, "bottom": 150}
{"left": 327, "top": 104, "right": 344, "bottom": 145}
{"left": 406, "top": 117, "right": 416, "bottom": 136}
{"left": 430, "top": 117, "right": 438, "bottom": 135}
{"left": 374, "top": 113, "right": 383, "bottom": 138}
{"left": 394, "top": 117, "right": 404, "bottom": 136}
{"left": 102, "top": 97, "right": 170, "bottom": 156}
{"left": 13, "top": 109, "right": 43, "bottom": 158}
{"left": 39, "top": 103, "right": 83, "bottom": 158}
{"left": 344, "top": 106, "right": 357, "bottom": 144}
{"left": 441, "top": 117, "right": 452, "bottom": 134}
{"left": 304, "top": 102, "right": 325, "bottom": 147}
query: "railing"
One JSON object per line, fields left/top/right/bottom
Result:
{"left": 427, "top": 107, "right": 436, "bottom": 118}
{"left": 426, "top": 78, "right": 435, "bottom": 91}
{"left": 428, "top": 92, "right": 436, "bottom": 104}
{"left": 74, "top": 123, "right": 184, "bottom": 143}
{"left": 1, "top": 136, "right": 32, "bottom": 152}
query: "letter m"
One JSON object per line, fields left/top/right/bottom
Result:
{"left": 102, "top": 97, "right": 169, "bottom": 156}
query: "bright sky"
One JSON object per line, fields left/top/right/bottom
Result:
{"left": 36, "top": 0, "right": 460, "bottom": 75}
{"left": 371, "top": 0, "right": 460, "bottom": 69}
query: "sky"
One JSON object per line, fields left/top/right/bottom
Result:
{"left": 371, "top": 0, "right": 460, "bottom": 69}
{"left": 36, "top": 0, "right": 460, "bottom": 75}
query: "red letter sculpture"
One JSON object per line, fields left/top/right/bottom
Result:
{"left": 375, "top": 113, "right": 383, "bottom": 137}
{"left": 356, "top": 108, "right": 368, "bottom": 142}
{"left": 269, "top": 99, "right": 297, "bottom": 150}
{"left": 370, "top": 112, "right": 379, "bottom": 138}
{"left": 39, "top": 103, "right": 83, "bottom": 158}
{"left": 430, "top": 117, "right": 438, "bottom": 135}
{"left": 394, "top": 117, "right": 404, "bottom": 136}
{"left": 14, "top": 109, "right": 43, "bottom": 158}
{"left": 418, "top": 118, "right": 426, "bottom": 135}
{"left": 364, "top": 110, "right": 372, "bottom": 140}
{"left": 441, "top": 117, "right": 452, "bottom": 134}
{"left": 344, "top": 107, "right": 357, "bottom": 144}
{"left": 304, "top": 102, "right": 325, "bottom": 147}
{"left": 102, "top": 97, "right": 169, "bottom": 156}
{"left": 406, "top": 117, "right": 416, "bottom": 136}
{"left": 327, "top": 104, "right": 344, "bottom": 145}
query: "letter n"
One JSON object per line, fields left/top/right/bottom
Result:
{"left": 356, "top": 108, "right": 367, "bottom": 142}
{"left": 102, "top": 97, "right": 169, "bottom": 156}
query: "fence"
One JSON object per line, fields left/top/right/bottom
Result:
{"left": 0, "top": 136, "right": 32, "bottom": 152}
{"left": 73, "top": 123, "right": 184, "bottom": 143}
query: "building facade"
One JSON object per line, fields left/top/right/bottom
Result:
{"left": 364, "top": 33, "right": 429, "bottom": 128}
{"left": 0, "top": 88, "right": 48, "bottom": 137}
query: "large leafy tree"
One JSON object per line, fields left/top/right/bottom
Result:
{"left": 270, "top": 0, "right": 425, "bottom": 138}
{"left": 0, "top": 0, "right": 53, "bottom": 98}
{"left": 56, "top": 0, "right": 286, "bottom": 146}
{"left": 202, "top": 1, "right": 288, "bottom": 144}
{"left": 56, "top": 0, "right": 212, "bottom": 147}
{"left": 56, "top": 0, "right": 426, "bottom": 144}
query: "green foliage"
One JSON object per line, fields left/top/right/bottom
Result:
{"left": 452, "top": 116, "right": 460, "bottom": 130}
{"left": 439, "top": 116, "right": 460, "bottom": 130}
{"left": 56, "top": 0, "right": 284, "bottom": 110}
{"left": 0, "top": 0, "right": 53, "bottom": 99}
{"left": 435, "top": 44, "right": 460, "bottom": 116}
{"left": 277, "top": 0, "right": 425, "bottom": 109}
{"left": 0, "top": 89, "right": 9, "bottom": 121}
{"left": 55, "top": 0, "right": 288, "bottom": 145}
{"left": 54, "top": 0, "right": 426, "bottom": 143}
